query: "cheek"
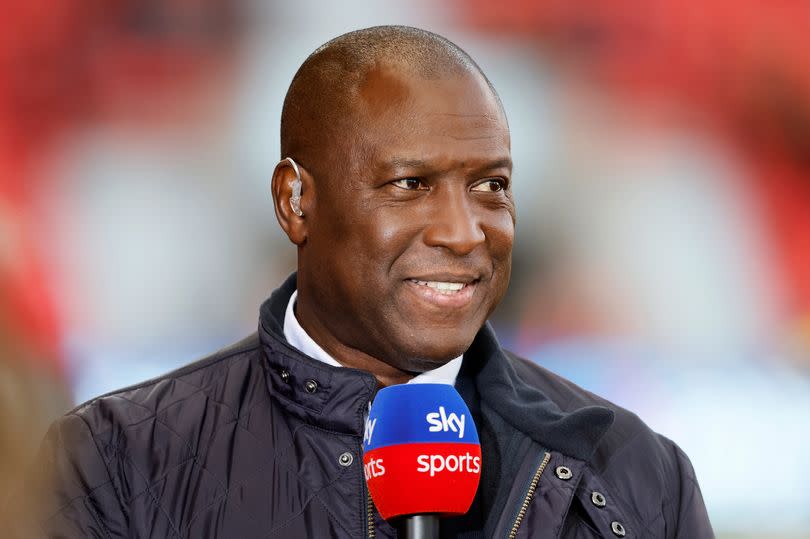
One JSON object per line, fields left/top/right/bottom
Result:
{"left": 485, "top": 211, "right": 515, "bottom": 261}
{"left": 363, "top": 208, "right": 422, "bottom": 259}
{"left": 377, "top": 217, "right": 417, "bottom": 248}
{"left": 314, "top": 193, "right": 384, "bottom": 253}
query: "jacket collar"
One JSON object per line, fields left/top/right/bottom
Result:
{"left": 258, "top": 273, "right": 613, "bottom": 460}
{"left": 258, "top": 273, "right": 377, "bottom": 437}
{"left": 461, "top": 326, "right": 614, "bottom": 461}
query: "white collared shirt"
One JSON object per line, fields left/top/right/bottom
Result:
{"left": 283, "top": 290, "right": 462, "bottom": 385}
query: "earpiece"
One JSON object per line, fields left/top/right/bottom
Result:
{"left": 281, "top": 157, "right": 303, "bottom": 217}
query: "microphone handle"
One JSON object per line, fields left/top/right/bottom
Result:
{"left": 394, "top": 515, "right": 439, "bottom": 539}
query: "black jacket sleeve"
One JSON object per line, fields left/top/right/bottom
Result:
{"left": 30, "top": 413, "right": 128, "bottom": 538}
{"left": 671, "top": 442, "right": 713, "bottom": 539}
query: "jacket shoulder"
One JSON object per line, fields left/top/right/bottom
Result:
{"left": 65, "top": 333, "right": 263, "bottom": 457}
{"left": 504, "top": 351, "right": 712, "bottom": 535}
{"left": 74, "top": 333, "right": 259, "bottom": 408}
{"left": 503, "top": 350, "right": 669, "bottom": 466}
{"left": 34, "top": 334, "right": 267, "bottom": 535}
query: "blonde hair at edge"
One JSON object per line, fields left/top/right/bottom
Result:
{"left": 0, "top": 309, "right": 71, "bottom": 534}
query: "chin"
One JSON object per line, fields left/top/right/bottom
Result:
{"left": 394, "top": 336, "right": 473, "bottom": 373}
{"left": 397, "top": 355, "right": 455, "bottom": 374}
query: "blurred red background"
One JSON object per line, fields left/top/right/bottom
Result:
{"left": 2, "top": 2, "right": 809, "bottom": 536}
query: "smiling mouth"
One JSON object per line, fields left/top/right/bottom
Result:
{"left": 407, "top": 279, "right": 472, "bottom": 295}
{"left": 404, "top": 277, "right": 480, "bottom": 308}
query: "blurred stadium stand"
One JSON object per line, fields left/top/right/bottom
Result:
{"left": 1, "top": 1, "right": 808, "bottom": 537}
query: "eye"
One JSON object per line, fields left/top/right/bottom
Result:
{"left": 391, "top": 177, "right": 428, "bottom": 190}
{"left": 471, "top": 178, "right": 507, "bottom": 192}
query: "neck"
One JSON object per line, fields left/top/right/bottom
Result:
{"left": 294, "top": 301, "right": 414, "bottom": 388}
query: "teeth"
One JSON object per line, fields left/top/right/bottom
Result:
{"left": 430, "top": 281, "right": 464, "bottom": 291}
{"left": 411, "top": 280, "right": 467, "bottom": 294}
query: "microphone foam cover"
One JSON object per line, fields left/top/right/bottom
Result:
{"left": 362, "top": 384, "right": 481, "bottom": 520}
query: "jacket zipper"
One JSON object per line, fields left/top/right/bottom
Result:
{"left": 366, "top": 490, "right": 376, "bottom": 538}
{"left": 508, "top": 451, "right": 551, "bottom": 539}
{"left": 363, "top": 400, "right": 376, "bottom": 539}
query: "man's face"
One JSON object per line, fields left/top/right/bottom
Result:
{"left": 298, "top": 66, "right": 514, "bottom": 373}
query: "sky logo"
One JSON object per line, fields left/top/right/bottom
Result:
{"left": 364, "top": 417, "right": 377, "bottom": 446}
{"left": 425, "top": 406, "right": 465, "bottom": 439}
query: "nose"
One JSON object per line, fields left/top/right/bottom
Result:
{"left": 423, "top": 190, "right": 486, "bottom": 255}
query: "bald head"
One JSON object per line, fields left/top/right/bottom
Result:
{"left": 271, "top": 26, "right": 513, "bottom": 380}
{"left": 280, "top": 26, "right": 502, "bottom": 172}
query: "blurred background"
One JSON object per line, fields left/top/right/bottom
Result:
{"left": 2, "top": 1, "right": 809, "bottom": 536}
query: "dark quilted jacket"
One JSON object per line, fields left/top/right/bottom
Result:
{"left": 28, "top": 276, "right": 713, "bottom": 538}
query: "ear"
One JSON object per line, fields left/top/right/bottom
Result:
{"left": 271, "top": 158, "right": 311, "bottom": 245}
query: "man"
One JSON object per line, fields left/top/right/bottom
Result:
{"left": 30, "top": 26, "right": 713, "bottom": 538}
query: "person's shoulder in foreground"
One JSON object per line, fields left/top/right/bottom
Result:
{"left": 20, "top": 24, "right": 713, "bottom": 539}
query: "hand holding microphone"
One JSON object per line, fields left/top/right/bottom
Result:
{"left": 362, "top": 384, "right": 481, "bottom": 538}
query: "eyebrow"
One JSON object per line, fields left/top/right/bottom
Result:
{"left": 386, "top": 156, "right": 513, "bottom": 172}
{"left": 389, "top": 157, "right": 427, "bottom": 169}
{"left": 478, "top": 157, "right": 513, "bottom": 171}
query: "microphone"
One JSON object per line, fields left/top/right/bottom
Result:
{"left": 362, "top": 384, "right": 481, "bottom": 538}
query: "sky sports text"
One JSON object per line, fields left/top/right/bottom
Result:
{"left": 363, "top": 453, "right": 481, "bottom": 480}
{"left": 364, "top": 457, "right": 386, "bottom": 480}
{"left": 417, "top": 453, "right": 481, "bottom": 477}
{"left": 363, "top": 406, "right": 466, "bottom": 446}
{"left": 425, "top": 406, "right": 466, "bottom": 439}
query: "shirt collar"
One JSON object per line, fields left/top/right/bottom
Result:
{"left": 283, "top": 290, "right": 462, "bottom": 386}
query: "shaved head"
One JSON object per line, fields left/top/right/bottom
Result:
{"left": 280, "top": 25, "right": 502, "bottom": 174}
{"left": 271, "top": 25, "right": 513, "bottom": 383}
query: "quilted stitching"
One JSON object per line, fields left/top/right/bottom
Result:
{"left": 61, "top": 345, "right": 363, "bottom": 537}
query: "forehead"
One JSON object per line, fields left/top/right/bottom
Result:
{"left": 349, "top": 67, "right": 510, "bottom": 171}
